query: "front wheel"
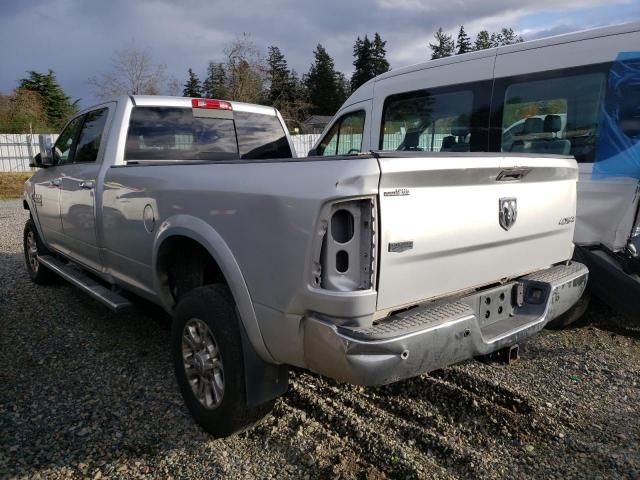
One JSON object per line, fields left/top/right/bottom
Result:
{"left": 23, "top": 218, "right": 56, "bottom": 285}
{"left": 171, "top": 284, "right": 274, "bottom": 437}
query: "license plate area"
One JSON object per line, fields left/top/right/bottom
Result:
{"left": 478, "top": 283, "right": 516, "bottom": 327}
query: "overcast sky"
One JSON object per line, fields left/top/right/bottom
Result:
{"left": 1, "top": 0, "right": 639, "bottom": 106}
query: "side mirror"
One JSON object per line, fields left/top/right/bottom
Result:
{"left": 30, "top": 151, "right": 54, "bottom": 168}
{"left": 36, "top": 135, "right": 55, "bottom": 167}
{"left": 30, "top": 153, "right": 43, "bottom": 168}
{"left": 308, "top": 148, "right": 318, "bottom": 157}
{"left": 42, "top": 150, "right": 54, "bottom": 167}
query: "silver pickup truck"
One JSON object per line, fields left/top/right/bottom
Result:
{"left": 23, "top": 95, "right": 588, "bottom": 437}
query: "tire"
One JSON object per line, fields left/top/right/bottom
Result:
{"left": 546, "top": 290, "right": 591, "bottom": 329}
{"left": 171, "top": 284, "right": 274, "bottom": 437}
{"left": 23, "top": 218, "right": 56, "bottom": 285}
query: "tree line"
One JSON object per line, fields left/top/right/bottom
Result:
{"left": 430, "top": 25, "right": 523, "bottom": 59}
{"left": 0, "top": 70, "right": 78, "bottom": 133}
{"left": 0, "top": 25, "right": 523, "bottom": 133}
{"left": 178, "top": 33, "right": 390, "bottom": 129}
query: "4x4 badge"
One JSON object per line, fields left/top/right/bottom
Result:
{"left": 499, "top": 197, "right": 517, "bottom": 231}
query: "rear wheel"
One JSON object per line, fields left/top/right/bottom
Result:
{"left": 23, "top": 218, "right": 56, "bottom": 285}
{"left": 546, "top": 291, "right": 591, "bottom": 329}
{"left": 171, "top": 284, "right": 274, "bottom": 437}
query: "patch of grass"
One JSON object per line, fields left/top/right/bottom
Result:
{"left": 0, "top": 172, "right": 31, "bottom": 200}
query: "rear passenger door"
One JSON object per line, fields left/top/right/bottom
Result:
{"left": 59, "top": 105, "right": 113, "bottom": 270}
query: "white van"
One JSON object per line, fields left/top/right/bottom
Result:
{"left": 312, "top": 21, "right": 640, "bottom": 321}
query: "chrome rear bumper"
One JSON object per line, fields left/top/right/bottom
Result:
{"left": 303, "top": 262, "right": 588, "bottom": 386}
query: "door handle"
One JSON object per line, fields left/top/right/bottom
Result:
{"left": 80, "top": 181, "right": 94, "bottom": 190}
{"left": 496, "top": 168, "right": 531, "bottom": 182}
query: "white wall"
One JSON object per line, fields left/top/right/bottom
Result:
{"left": 0, "top": 134, "right": 58, "bottom": 172}
{"left": 290, "top": 134, "right": 320, "bottom": 157}
{"left": 2, "top": 133, "right": 321, "bottom": 171}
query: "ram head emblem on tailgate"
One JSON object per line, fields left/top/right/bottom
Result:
{"left": 499, "top": 197, "right": 517, "bottom": 231}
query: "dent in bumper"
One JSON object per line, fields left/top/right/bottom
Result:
{"left": 303, "top": 262, "right": 588, "bottom": 386}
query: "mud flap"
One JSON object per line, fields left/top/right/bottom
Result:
{"left": 239, "top": 322, "right": 289, "bottom": 408}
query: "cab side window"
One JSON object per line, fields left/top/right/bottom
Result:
{"left": 317, "top": 111, "right": 365, "bottom": 156}
{"left": 52, "top": 116, "right": 84, "bottom": 165}
{"left": 74, "top": 108, "right": 109, "bottom": 163}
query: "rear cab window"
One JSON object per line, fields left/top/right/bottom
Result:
{"left": 125, "top": 105, "right": 292, "bottom": 162}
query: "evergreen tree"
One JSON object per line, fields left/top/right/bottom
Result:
{"left": 304, "top": 44, "right": 348, "bottom": 115}
{"left": 290, "top": 70, "right": 307, "bottom": 113}
{"left": 289, "top": 70, "right": 304, "bottom": 102}
{"left": 202, "top": 62, "right": 229, "bottom": 99}
{"left": 351, "top": 33, "right": 391, "bottom": 92}
{"left": 474, "top": 28, "right": 523, "bottom": 50}
{"left": 18, "top": 70, "right": 77, "bottom": 130}
{"left": 350, "top": 35, "right": 375, "bottom": 91}
{"left": 278, "top": 69, "right": 311, "bottom": 131}
{"left": 491, "top": 28, "right": 524, "bottom": 46}
{"left": 372, "top": 32, "right": 391, "bottom": 76}
{"left": 288, "top": 69, "right": 309, "bottom": 109}
{"left": 182, "top": 68, "right": 203, "bottom": 97}
{"left": 474, "top": 30, "right": 492, "bottom": 50}
{"left": 266, "top": 46, "right": 292, "bottom": 108}
{"left": 429, "top": 28, "right": 455, "bottom": 59}
{"left": 336, "top": 72, "right": 350, "bottom": 106}
{"left": 456, "top": 26, "right": 472, "bottom": 54}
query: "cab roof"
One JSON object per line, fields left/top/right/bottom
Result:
{"left": 131, "top": 95, "right": 277, "bottom": 116}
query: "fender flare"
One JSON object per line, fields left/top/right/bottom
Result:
{"left": 23, "top": 193, "right": 50, "bottom": 249}
{"left": 152, "top": 214, "right": 275, "bottom": 364}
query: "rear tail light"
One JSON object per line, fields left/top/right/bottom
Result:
{"left": 314, "top": 198, "right": 376, "bottom": 291}
{"left": 191, "top": 98, "right": 233, "bottom": 110}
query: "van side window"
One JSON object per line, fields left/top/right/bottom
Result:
{"left": 500, "top": 73, "right": 605, "bottom": 160}
{"left": 317, "top": 111, "right": 365, "bottom": 156}
{"left": 380, "top": 90, "right": 474, "bottom": 152}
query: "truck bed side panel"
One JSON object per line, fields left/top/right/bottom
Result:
{"left": 101, "top": 158, "right": 381, "bottom": 311}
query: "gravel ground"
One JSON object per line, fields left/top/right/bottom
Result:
{"left": 1, "top": 198, "right": 639, "bottom": 480}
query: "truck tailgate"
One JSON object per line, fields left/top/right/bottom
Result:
{"left": 376, "top": 154, "right": 578, "bottom": 312}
